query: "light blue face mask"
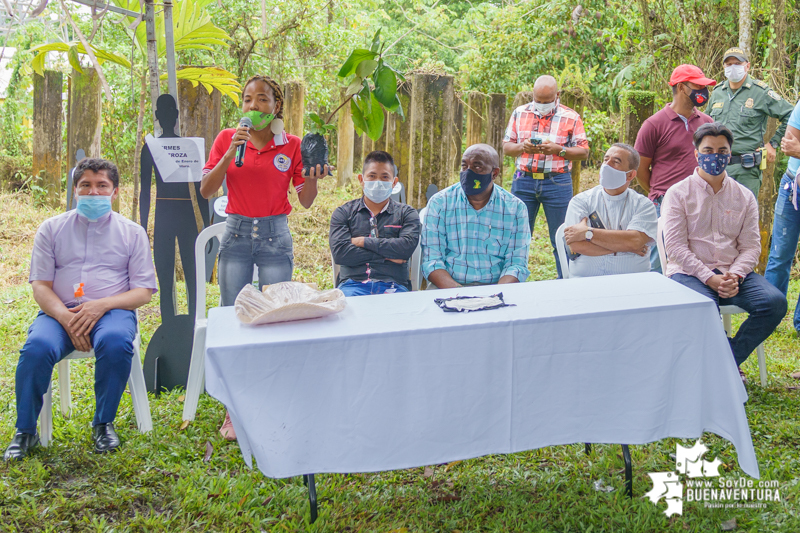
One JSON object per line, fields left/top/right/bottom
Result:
{"left": 76, "top": 194, "right": 113, "bottom": 221}
{"left": 363, "top": 180, "right": 394, "bottom": 203}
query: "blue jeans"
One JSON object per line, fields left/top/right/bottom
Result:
{"left": 764, "top": 173, "right": 800, "bottom": 332}
{"left": 15, "top": 309, "right": 137, "bottom": 434}
{"left": 670, "top": 273, "right": 787, "bottom": 366}
{"left": 649, "top": 196, "right": 664, "bottom": 274}
{"left": 511, "top": 171, "right": 572, "bottom": 278}
{"left": 218, "top": 214, "right": 294, "bottom": 307}
{"left": 338, "top": 279, "right": 409, "bottom": 296}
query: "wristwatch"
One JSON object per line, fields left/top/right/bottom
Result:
{"left": 559, "top": 147, "right": 567, "bottom": 158}
{"left": 585, "top": 229, "right": 593, "bottom": 241}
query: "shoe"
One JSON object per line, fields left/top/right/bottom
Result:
{"left": 92, "top": 423, "right": 121, "bottom": 453}
{"left": 3, "top": 432, "right": 39, "bottom": 461}
{"left": 738, "top": 367, "right": 748, "bottom": 385}
{"left": 219, "top": 411, "right": 237, "bottom": 441}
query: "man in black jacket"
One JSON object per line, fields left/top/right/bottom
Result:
{"left": 329, "top": 151, "right": 421, "bottom": 296}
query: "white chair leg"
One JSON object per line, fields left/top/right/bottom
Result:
{"left": 722, "top": 314, "right": 732, "bottom": 336}
{"left": 57, "top": 359, "right": 71, "bottom": 417}
{"left": 757, "top": 343, "right": 767, "bottom": 387}
{"left": 128, "top": 339, "right": 153, "bottom": 433}
{"left": 182, "top": 323, "right": 207, "bottom": 422}
{"left": 40, "top": 383, "right": 53, "bottom": 447}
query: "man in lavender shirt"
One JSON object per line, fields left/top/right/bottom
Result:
{"left": 4, "top": 159, "right": 157, "bottom": 461}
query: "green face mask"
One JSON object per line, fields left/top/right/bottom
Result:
{"left": 243, "top": 110, "right": 275, "bottom": 131}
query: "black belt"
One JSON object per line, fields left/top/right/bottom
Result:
{"left": 729, "top": 151, "right": 762, "bottom": 167}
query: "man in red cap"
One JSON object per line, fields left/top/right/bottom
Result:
{"left": 634, "top": 64, "right": 716, "bottom": 272}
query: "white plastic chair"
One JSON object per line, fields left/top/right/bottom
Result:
{"left": 555, "top": 223, "right": 571, "bottom": 279}
{"left": 182, "top": 222, "right": 226, "bottom": 422}
{"left": 656, "top": 218, "right": 767, "bottom": 386}
{"left": 39, "top": 310, "right": 152, "bottom": 446}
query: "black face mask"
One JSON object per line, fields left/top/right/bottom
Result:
{"left": 686, "top": 86, "right": 709, "bottom": 107}
{"left": 460, "top": 168, "right": 493, "bottom": 196}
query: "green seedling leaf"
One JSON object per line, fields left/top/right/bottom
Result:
{"left": 346, "top": 76, "right": 364, "bottom": 96}
{"left": 370, "top": 28, "right": 382, "bottom": 53}
{"left": 356, "top": 59, "right": 378, "bottom": 79}
{"left": 364, "top": 92, "right": 385, "bottom": 141}
{"left": 338, "top": 49, "right": 377, "bottom": 78}
{"left": 351, "top": 98, "right": 368, "bottom": 136}
{"left": 373, "top": 65, "right": 397, "bottom": 108}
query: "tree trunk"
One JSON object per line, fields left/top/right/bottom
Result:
{"left": 452, "top": 96, "right": 464, "bottom": 171}
{"left": 757, "top": 119, "right": 778, "bottom": 274}
{"left": 284, "top": 81, "right": 305, "bottom": 138}
{"left": 131, "top": 72, "right": 146, "bottom": 220}
{"left": 336, "top": 87, "right": 355, "bottom": 187}
{"left": 32, "top": 70, "right": 63, "bottom": 208}
{"left": 738, "top": 0, "right": 751, "bottom": 57}
{"left": 561, "top": 91, "right": 585, "bottom": 195}
{"left": 408, "top": 73, "right": 456, "bottom": 208}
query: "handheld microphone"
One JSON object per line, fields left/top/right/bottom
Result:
{"left": 235, "top": 117, "right": 252, "bottom": 168}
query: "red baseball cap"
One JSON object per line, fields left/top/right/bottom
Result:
{"left": 668, "top": 64, "right": 717, "bottom": 87}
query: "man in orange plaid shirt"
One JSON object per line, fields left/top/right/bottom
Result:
{"left": 503, "top": 75, "right": 589, "bottom": 278}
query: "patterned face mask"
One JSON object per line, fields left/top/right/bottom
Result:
{"left": 460, "top": 168, "right": 493, "bottom": 196}
{"left": 697, "top": 153, "right": 731, "bottom": 176}
{"left": 243, "top": 110, "right": 275, "bottom": 131}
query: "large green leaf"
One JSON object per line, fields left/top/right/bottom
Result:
{"left": 350, "top": 98, "right": 368, "bottom": 136}
{"left": 372, "top": 65, "right": 397, "bottom": 108}
{"left": 164, "top": 66, "right": 242, "bottom": 105}
{"left": 363, "top": 93, "right": 385, "bottom": 141}
{"left": 356, "top": 59, "right": 377, "bottom": 78}
{"left": 68, "top": 46, "right": 84, "bottom": 74}
{"left": 337, "top": 49, "right": 378, "bottom": 78}
{"left": 29, "top": 41, "right": 132, "bottom": 75}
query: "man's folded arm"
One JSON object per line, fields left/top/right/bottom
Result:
{"left": 362, "top": 209, "right": 421, "bottom": 260}
{"left": 329, "top": 207, "right": 385, "bottom": 266}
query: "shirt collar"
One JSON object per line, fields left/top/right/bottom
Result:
{"left": 664, "top": 103, "right": 698, "bottom": 121}
{"left": 456, "top": 182, "right": 499, "bottom": 209}
{"left": 360, "top": 197, "right": 393, "bottom": 215}
{"left": 690, "top": 167, "right": 732, "bottom": 194}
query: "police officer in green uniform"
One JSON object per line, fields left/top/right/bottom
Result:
{"left": 706, "top": 47, "right": 794, "bottom": 197}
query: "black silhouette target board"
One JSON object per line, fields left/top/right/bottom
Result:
{"left": 140, "top": 94, "right": 209, "bottom": 393}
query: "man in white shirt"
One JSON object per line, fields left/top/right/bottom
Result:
{"left": 563, "top": 143, "right": 657, "bottom": 277}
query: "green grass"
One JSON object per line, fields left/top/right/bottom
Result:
{"left": 1, "top": 181, "right": 799, "bottom": 532}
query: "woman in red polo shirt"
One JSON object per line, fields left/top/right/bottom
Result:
{"left": 201, "top": 75, "right": 328, "bottom": 307}
{"left": 201, "top": 75, "right": 328, "bottom": 439}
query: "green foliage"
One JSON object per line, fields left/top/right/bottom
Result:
{"left": 335, "top": 29, "right": 405, "bottom": 141}
{"left": 307, "top": 112, "right": 336, "bottom": 136}
{"left": 30, "top": 42, "right": 132, "bottom": 76}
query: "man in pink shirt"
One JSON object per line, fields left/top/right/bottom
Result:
{"left": 4, "top": 159, "right": 157, "bottom": 461}
{"left": 662, "top": 123, "right": 786, "bottom": 382}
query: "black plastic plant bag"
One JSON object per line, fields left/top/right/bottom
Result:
{"left": 301, "top": 133, "right": 331, "bottom": 176}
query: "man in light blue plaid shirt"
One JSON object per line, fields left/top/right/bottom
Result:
{"left": 422, "top": 144, "right": 531, "bottom": 288}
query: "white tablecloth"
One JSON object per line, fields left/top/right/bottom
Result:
{"left": 205, "top": 272, "right": 759, "bottom": 479}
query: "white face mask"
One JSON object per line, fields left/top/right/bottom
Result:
{"left": 363, "top": 180, "right": 394, "bottom": 203}
{"left": 724, "top": 64, "right": 746, "bottom": 83}
{"left": 599, "top": 163, "right": 630, "bottom": 190}
{"left": 534, "top": 99, "right": 557, "bottom": 116}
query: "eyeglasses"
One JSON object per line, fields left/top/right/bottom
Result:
{"left": 369, "top": 217, "right": 379, "bottom": 238}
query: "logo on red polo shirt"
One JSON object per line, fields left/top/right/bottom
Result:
{"left": 274, "top": 154, "right": 291, "bottom": 172}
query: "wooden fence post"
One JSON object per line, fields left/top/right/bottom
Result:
{"left": 283, "top": 81, "right": 305, "bottom": 138}
{"left": 487, "top": 94, "right": 507, "bottom": 186}
{"left": 408, "top": 73, "right": 456, "bottom": 208}
{"left": 619, "top": 90, "right": 655, "bottom": 195}
{"left": 385, "top": 81, "right": 413, "bottom": 193}
{"left": 178, "top": 79, "right": 221, "bottom": 160}
{"left": 452, "top": 96, "right": 464, "bottom": 171}
{"left": 67, "top": 67, "right": 102, "bottom": 161}
{"left": 32, "top": 70, "right": 63, "bottom": 207}
{"left": 336, "top": 87, "right": 355, "bottom": 187}
{"left": 465, "top": 91, "right": 487, "bottom": 148}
